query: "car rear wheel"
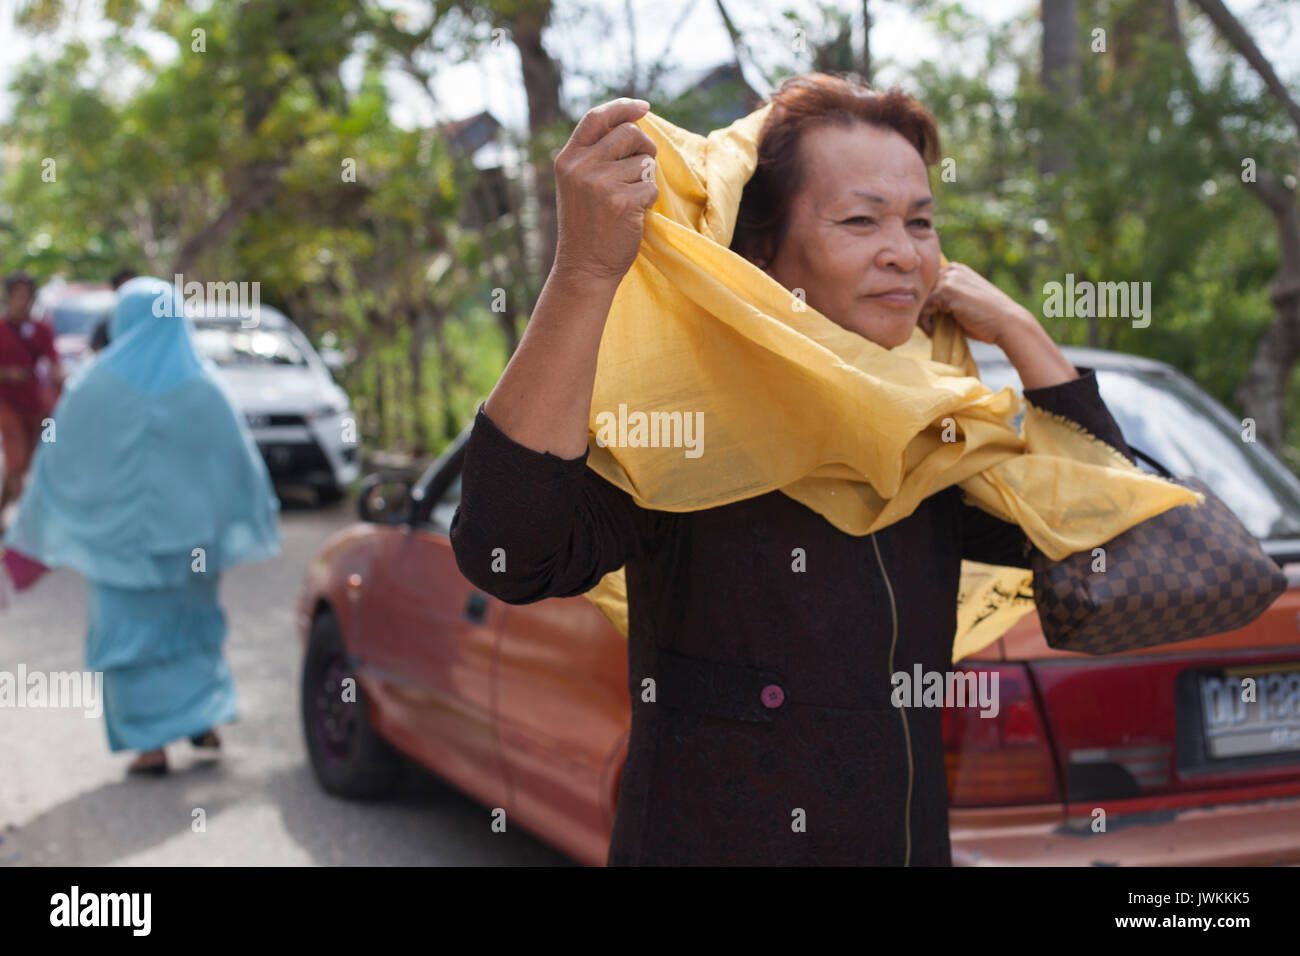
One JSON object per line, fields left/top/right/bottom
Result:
{"left": 301, "top": 611, "right": 402, "bottom": 799}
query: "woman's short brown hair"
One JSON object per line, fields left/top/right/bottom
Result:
{"left": 730, "top": 73, "right": 942, "bottom": 270}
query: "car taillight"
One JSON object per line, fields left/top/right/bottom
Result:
{"left": 942, "top": 663, "right": 1061, "bottom": 807}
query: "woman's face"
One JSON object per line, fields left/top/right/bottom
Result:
{"left": 766, "top": 121, "right": 940, "bottom": 349}
{"left": 5, "top": 283, "right": 33, "bottom": 321}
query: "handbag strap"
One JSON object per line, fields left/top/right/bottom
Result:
{"left": 1126, "top": 443, "right": 1173, "bottom": 478}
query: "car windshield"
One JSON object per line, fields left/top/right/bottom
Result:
{"left": 977, "top": 362, "right": 1300, "bottom": 540}
{"left": 50, "top": 290, "right": 116, "bottom": 336}
{"left": 191, "top": 322, "right": 307, "bottom": 367}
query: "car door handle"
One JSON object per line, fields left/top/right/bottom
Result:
{"left": 465, "top": 591, "right": 488, "bottom": 624}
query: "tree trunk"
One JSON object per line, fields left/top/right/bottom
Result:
{"left": 408, "top": 306, "right": 429, "bottom": 457}
{"left": 713, "top": 0, "right": 765, "bottom": 101}
{"left": 466, "top": 159, "right": 523, "bottom": 356}
{"left": 507, "top": 1, "right": 564, "bottom": 308}
{"left": 1232, "top": 173, "right": 1300, "bottom": 450}
{"left": 372, "top": 354, "right": 387, "bottom": 454}
{"left": 429, "top": 308, "right": 459, "bottom": 443}
{"left": 1191, "top": 0, "right": 1300, "bottom": 451}
{"left": 1039, "top": 0, "right": 1079, "bottom": 177}
{"left": 171, "top": 162, "right": 286, "bottom": 277}
{"left": 861, "top": 0, "right": 872, "bottom": 83}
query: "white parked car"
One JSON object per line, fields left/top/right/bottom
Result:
{"left": 190, "top": 305, "right": 359, "bottom": 504}
{"left": 32, "top": 280, "right": 116, "bottom": 379}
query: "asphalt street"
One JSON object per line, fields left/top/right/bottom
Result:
{"left": 0, "top": 493, "right": 571, "bottom": 866}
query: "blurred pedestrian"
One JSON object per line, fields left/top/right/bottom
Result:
{"left": 0, "top": 271, "right": 63, "bottom": 527}
{"left": 0, "top": 276, "right": 281, "bottom": 775}
{"left": 88, "top": 321, "right": 110, "bottom": 354}
{"left": 88, "top": 268, "right": 137, "bottom": 354}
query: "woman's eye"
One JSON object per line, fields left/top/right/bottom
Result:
{"left": 909, "top": 219, "right": 933, "bottom": 229}
{"left": 841, "top": 216, "right": 875, "bottom": 226}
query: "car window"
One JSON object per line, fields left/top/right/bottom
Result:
{"left": 976, "top": 362, "right": 1300, "bottom": 540}
{"left": 429, "top": 473, "right": 462, "bottom": 534}
{"left": 191, "top": 324, "right": 307, "bottom": 367}
{"left": 410, "top": 421, "right": 474, "bottom": 528}
{"left": 50, "top": 290, "right": 116, "bottom": 336}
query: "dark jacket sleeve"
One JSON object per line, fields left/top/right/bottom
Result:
{"left": 960, "top": 366, "right": 1135, "bottom": 569}
{"left": 449, "top": 404, "right": 673, "bottom": 604}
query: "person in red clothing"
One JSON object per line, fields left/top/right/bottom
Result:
{"left": 0, "top": 272, "right": 64, "bottom": 524}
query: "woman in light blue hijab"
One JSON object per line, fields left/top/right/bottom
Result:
{"left": 0, "top": 276, "right": 281, "bottom": 773}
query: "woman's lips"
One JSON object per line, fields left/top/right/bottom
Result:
{"left": 864, "top": 289, "right": 918, "bottom": 307}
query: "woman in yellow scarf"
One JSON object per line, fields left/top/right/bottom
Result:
{"left": 450, "top": 74, "right": 1199, "bottom": 866}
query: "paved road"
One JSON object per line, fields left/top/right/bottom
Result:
{"left": 0, "top": 493, "right": 570, "bottom": 866}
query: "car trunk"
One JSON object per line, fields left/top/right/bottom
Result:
{"left": 944, "top": 571, "right": 1300, "bottom": 810}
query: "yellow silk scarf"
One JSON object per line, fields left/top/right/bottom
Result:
{"left": 580, "top": 104, "right": 1203, "bottom": 662}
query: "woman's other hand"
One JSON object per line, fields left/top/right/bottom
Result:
{"left": 552, "top": 97, "right": 660, "bottom": 285}
{"left": 920, "top": 262, "right": 1078, "bottom": 389}
{"left": 917, "top": 261, "right": 1035, "bottom": 346}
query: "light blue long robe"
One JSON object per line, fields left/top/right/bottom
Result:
{"left": 87, "top": 575, "right": 236, "bottom": 752}
{"left": 4, "top": 277, "right": 280, "bottom": 752}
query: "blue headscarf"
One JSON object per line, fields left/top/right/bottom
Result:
{"left": 3, "top": 276, "right": 281, "bottom": 587}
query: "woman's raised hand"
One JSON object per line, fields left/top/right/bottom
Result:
{"left": 918, "top": 261, "right": 1035, "bottom": 345}
{"left": 479, "top": 99, "right": 660, "bottom": 458}
{"left": 552, "top": 98, "right": 660, "bottom": 285}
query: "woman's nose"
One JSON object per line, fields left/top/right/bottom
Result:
{"left": 873, "top": 222, "right": 922, "bottom": 271}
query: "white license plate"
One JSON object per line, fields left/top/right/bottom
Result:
{"left": 1200, "top": 666, "right": 1300, "bottom": 759}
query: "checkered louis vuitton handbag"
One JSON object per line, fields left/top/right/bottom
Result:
{"left": 1030, "top": 446, "right": 1288, "bottom": 654}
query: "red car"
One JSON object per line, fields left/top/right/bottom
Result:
{"left": 296, "top": 344, "right": 1300, "bottom": 866}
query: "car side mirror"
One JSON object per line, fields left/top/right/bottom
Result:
{"left": 357, "top": 473, "right": 413, "bottom": 524}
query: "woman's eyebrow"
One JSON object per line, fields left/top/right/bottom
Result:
{"left": 850, "top": 191, "right": 934, "bottom": 211}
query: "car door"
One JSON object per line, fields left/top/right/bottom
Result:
{"left": 493, "top": 584, "right": 631, "bottom": 863}
{"left": 414, "top": 431, "right": 630, "bottom": 863}
{"left": 358, "top": 464, "right": 509, "bottom": 809}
